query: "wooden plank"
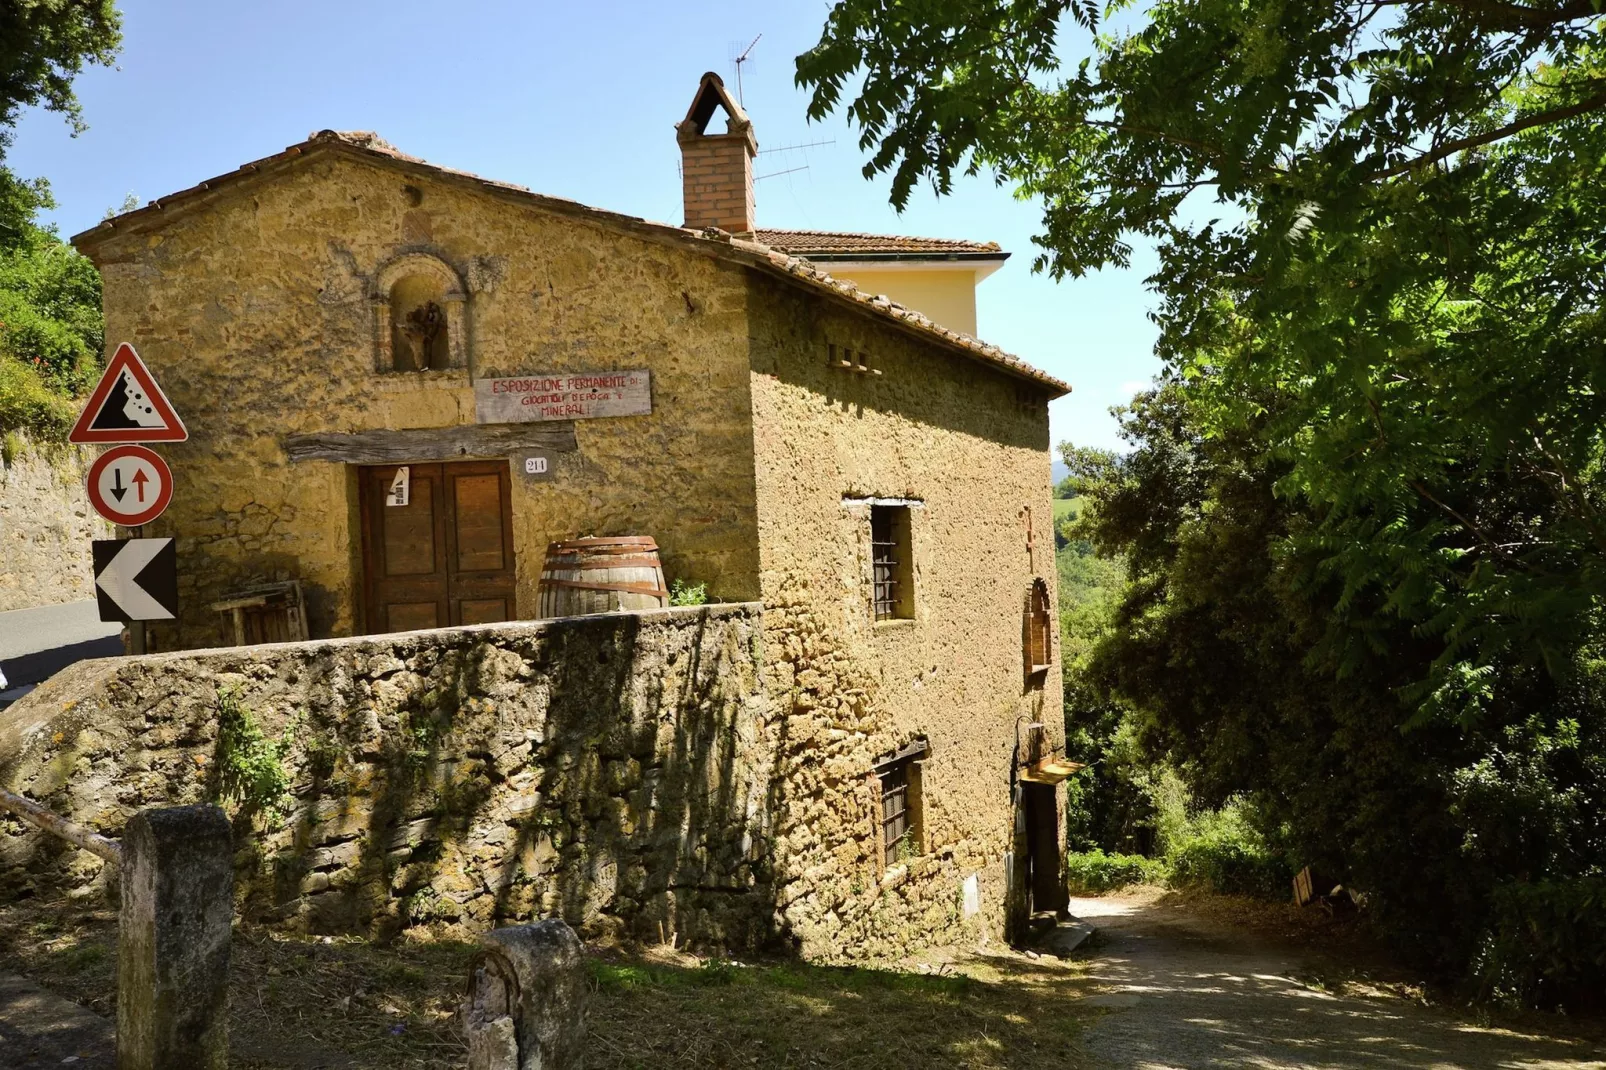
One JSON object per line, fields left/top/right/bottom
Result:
{"left": 286, "top": 424, "right": 577, "bottom": 464}
{"left": 453, "top": 474, "right": 506, "bottom": 572}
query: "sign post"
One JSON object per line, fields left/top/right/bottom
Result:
{"left": 72, "top": 344, "right": 188, "bottom": 644}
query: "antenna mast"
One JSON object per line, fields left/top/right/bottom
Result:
{"left": 734, "top": 33, "right": 762, "bottom": 106}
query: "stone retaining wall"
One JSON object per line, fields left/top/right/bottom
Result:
{"left": 0, "top": 605, "right": 778, "bottom": 947}
{"left": 0, "top": 437, "right": 109, "bottom": 612}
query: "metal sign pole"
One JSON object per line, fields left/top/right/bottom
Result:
{"left": 129, "top": 523, "right": 147, "bottom": 655}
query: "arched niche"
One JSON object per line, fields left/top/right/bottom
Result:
{"left": 371, "top": 251, "right": 468, "bottom": 373}
{"left": 1023, "top": 577, "right": 1053, "bottom": 684}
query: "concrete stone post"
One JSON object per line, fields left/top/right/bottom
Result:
{"left": 117, "top": 804, "right": 233, "bottom": 1070}
{"left": 463, "top": 919, "right": 587, "bottom": 1070}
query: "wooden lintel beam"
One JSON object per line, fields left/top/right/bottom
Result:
{"left": 285, "top": 424, "right": 578, "bottom": 464}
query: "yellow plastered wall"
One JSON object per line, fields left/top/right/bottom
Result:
{"left": 89, "top": 153, "right": 761, "bottom": 649}
{"left": 819, "top": 268, "right": 981, "bottom": 337}
{"left": 746, "top": 271, "right": 1063, "bottom": 954}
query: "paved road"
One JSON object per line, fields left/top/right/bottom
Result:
{"left": 0, "top": 601, "right": 122, "bottom": 703}
{"left": 0, "top": 972, "right": 114, "bottom": 1068}
{"left": 1074, "top": 891, "right": 1606, "bottom": 1070}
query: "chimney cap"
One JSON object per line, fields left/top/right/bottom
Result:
{"left": 679, "top": 71, "right": 753, "bottom": 139}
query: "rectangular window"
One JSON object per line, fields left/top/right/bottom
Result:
{"left": 874, "top": 740, "right": 928, "bottom": 867}
{"left": 870, "top": 504, "right": 914, "bottom": 621}
{"left": 879, "top": 760, "right": 912, "bottom": 866}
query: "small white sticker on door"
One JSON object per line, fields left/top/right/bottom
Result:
{"left": 386, "top": 466, "right": 410, "bottom": 507}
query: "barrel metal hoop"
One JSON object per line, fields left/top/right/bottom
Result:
{"left": 538, "top": 578, "right": 669, "bottom": 599}
{"left": 546, "top": 554, "right": 663, "bottom": 568}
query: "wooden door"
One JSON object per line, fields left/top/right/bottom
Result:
{"left": 1022, "top": 782, "right": 1065, "bottom": 915}
{"left": 441, "top": 462, "right": 517, "bottom": 625}
{"left": 360, "top": 461, "right": 517, "bottom": 633}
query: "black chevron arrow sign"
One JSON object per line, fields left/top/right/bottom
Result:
{"left": 92, "top": 538, "right": 178, "bottom": 623}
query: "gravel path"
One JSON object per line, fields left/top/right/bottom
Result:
{"left": 1072, "top": 891, "right": 1606, "bottom": 1070}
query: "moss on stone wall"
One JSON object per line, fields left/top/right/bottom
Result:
{"left": 1, "top": 607, "right": 778, "bottom": 949}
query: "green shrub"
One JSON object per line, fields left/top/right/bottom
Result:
{"left": 1063, "top": 848, "right": 1166, "bottom": 893}
{"left": 1166, "top": 834, "right": 1291, "bottom": 899}
{"left": 1157, "top": 793, "right": 1291, "bottom": 899}
{"left": 0, "top": 354, "right": 74, "bottom": 441}
{"left": 1473, "top": 877, "right": 1606, "bottom": 1011}
{"left": 213, "top": 688, "right": 294, "bottom": 821}
{"left": 669, "top": 579, "right": 709, "bottom": 606}
{"left": 0, "top": 183, "right": 106, "bottom": 441}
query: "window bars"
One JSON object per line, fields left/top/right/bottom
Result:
{"left": 871, "top": 506, "right": 900, "bottom": 621}
{"left": 879, "top": 760, "right": 911, "bottom": 866}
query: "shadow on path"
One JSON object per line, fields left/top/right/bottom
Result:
{"left": 1072, "top": 892, "right": 1606, "bottom": 1070}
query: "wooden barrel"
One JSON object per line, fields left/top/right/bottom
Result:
{"left": 537, "top": 536, "right": 669, "bottom": 618}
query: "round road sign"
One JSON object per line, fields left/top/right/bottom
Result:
{"left": 87, "top": 444, "right": 173, "bottom": 527}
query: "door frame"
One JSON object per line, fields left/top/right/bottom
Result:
{"left": 356, "top": 459, "right": 517, "bottom": 634}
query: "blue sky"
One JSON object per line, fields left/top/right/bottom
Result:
{"left": 8, "top": 0, "right": 1164, "bottom": 453}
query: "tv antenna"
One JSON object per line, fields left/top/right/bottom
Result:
{"left": 758, "top": 138, "right": 836, "bottom": 156}
{"left": 734, "top": 33, "right": 762, "bottom": 106}
{"left": 756, "top": 165, "right": 808, "bottom": 182}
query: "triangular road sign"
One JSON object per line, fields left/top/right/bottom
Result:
{"left": 69, "top": 343, "right": 188, "bottom": 444}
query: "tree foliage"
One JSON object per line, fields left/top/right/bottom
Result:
{"left": 1072, "top": 382, "right": 1606, "bottom": 1000}
{"left": 799, "top": 1, "right": 1606, "bottom": 716}
{"left": 0, "top": 0, "right": 119, "bottom": 443}
{"left": 801, "top": 1, "right": 1606, "bottom": 998}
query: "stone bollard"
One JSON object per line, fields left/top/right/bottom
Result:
{"left": 117, "top": 804, "right": 233, "bottom": 1070}
{"left": 463, "top": 919, "right": 587, "bottom": 1070}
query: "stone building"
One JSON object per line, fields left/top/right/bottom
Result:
{"left": 53, "top": 73, "right": 1072, "bottom": 953}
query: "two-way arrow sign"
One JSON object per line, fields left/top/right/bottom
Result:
{"left": 92, "top": 538, "right": 178, "bottom": 623}
{"left": 108, "top": 467, "right": 150, "bottom": 503}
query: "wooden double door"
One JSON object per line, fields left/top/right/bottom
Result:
{"left": 359, "top": 461, "right": 517, "bottom": 633}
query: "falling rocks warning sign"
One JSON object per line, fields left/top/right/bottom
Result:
{"left": 69, "top": 343, "right": 188, "bottom": 444}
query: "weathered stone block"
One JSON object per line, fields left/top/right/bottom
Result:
{"left": 117, "top": 804, "right": 232, "bottom": 1070}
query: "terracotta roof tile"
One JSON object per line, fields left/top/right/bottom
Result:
{"left": 73, "top": 131, "right": 1067, "bottom": 397}
{"left": 753, "top": 229, "right": 1004, "bottom": 256}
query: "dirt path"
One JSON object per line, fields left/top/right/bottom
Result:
{"left": 1071, "top": 890, "right": 1605, "bottom": 1070}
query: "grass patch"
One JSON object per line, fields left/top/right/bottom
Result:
{"left": 584, "top": 949, "right": 1092, "bottom": 1069}
{"left": 1052, "top": 497, "right": 1083, "bottom": 524}
{"left": 0, "top": 895, "right": 1097, "bottom": 1069}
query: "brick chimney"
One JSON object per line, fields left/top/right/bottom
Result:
{"left": 677, "top": 72, "right": 757, "bottom": 237}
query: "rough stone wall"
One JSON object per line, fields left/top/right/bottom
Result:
{"left": 745, "top": 273, "right": 1064, "bottom": 957}
{"left": 0, "top": 605, "right": 779, "bottom": 948}
{"left": 86, "top": 152, "right": 761, "bottom": 647}
{"left": 0, "top": 438, "right": 110, "bottom": 611}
